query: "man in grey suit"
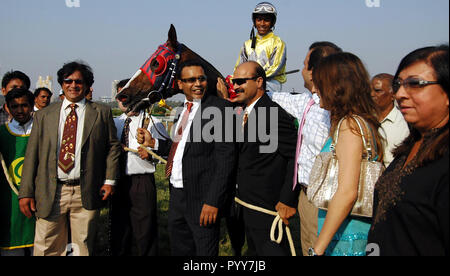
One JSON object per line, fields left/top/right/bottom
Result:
{"left": 19, "top": 61, "right": 121, "bottom": 256}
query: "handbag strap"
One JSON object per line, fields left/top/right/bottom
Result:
{"left": 332, "top": 115, "right": 374, "bottom": 160}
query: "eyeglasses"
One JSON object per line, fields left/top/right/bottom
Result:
{"left": 180, "top": 76, "right": 207, "bottom": 84}
{"left": 63, "top": 79, "right": 84, "bottom": 85}
{"left": 392, "top": 77, "right": 440, "bottom": 93}
{"left": 231, "top": 76, "right": 260, "bottom": 86}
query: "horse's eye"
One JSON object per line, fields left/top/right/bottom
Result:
{"left": 151, "top": 56, "right": 166, "bottom": 75}
{"left": 150, "top": 59, "right": 159, "bottom": 70}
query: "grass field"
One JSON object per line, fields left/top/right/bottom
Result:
{"left": 95, "top": 164, "right": 302, "bottom": 256}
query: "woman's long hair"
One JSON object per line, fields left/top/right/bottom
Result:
{"left": 313, "top": 52, "right": 384, "bottom": 160}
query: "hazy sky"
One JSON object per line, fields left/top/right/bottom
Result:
{"left": 0, "top": 0, "right": 448, "bottom": 101}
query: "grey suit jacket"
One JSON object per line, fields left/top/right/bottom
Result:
{"left": 19, "top": 101, "right": 121, "bottom": 219}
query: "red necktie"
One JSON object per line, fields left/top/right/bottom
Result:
{"left": 293, "top": 98, "right": 315, "bottom": 190}
{"left": 165, "top": 102, "right": 193, "bottom": 178}
{"left": 58, "top": 104, "right": 78, "bottom": 173}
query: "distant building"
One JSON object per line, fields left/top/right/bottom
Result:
{"left": 111, "top": 80, "right": 119, "bottom": 99}
{"left": 36, "top": 76, "right": 53, "bottom": 92}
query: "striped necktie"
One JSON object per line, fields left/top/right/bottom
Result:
{"left": 165, "top": 102, "right": 193, "bottom": 178}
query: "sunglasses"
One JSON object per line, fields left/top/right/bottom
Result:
{"left": 180, "top": 76, "right": 207, "bottom": 84}
{"left": 232, "top": 76, "right": 260, "bottom": 86}
{"left": 392, "top": 77, "right": 440, "bottom": 93}
{"left": 63, "top": 78, "right": 84, "bottom": 85}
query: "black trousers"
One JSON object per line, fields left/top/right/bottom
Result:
{"left": 111, "top": 174, "right": 158, "bottom": 256}
{"left": 168, "top": 186, "right": 220, "bottom": 256}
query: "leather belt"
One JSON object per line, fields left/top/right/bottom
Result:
{"left": 57, "top": 179, "right": 80, "bottom": 186}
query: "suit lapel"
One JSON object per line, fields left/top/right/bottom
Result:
{"left": 49, "top": 103, "right": 62, "bottom": 156}
{"left": 81, "top": 102, "right": 98, "bottom": 148}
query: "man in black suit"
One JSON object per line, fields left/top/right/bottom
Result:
{"left": 231, "top": 61, "right": 299, "bottom": 256}
{"left": 137, "top": 60, "right": 236, "bottom": 256}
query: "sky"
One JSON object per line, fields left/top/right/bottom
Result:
{"left": 0, "top": 0, "right": 448, "bottom": 101}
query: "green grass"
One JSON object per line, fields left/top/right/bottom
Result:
{"left": 95, "top": 164, "right": 302, "bottom": 256}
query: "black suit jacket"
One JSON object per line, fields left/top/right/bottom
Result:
{"left": 157, "top": 94, "right": 237, "bottom": 221}
{"left": 237, "top": 93, "right": 299, "bottom": 228}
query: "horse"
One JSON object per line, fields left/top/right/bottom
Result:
{"left": 116, "top": 24, "right": 225, "bottom": 113}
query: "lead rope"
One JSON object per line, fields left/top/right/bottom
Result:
{"left": 234, "top": 197, "right": 296, "bottom": 256}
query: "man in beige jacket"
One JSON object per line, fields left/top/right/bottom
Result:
{"left": 19, "top": 61, "right": 121, "bottom": 256}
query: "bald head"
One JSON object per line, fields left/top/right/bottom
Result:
{"left": 371, "top": 73, "right": 395, "bottom": 120}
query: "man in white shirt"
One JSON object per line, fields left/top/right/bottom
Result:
{"left": 371, "top": 74, "right": 410, "bottom": 167}
{"left": 269, "top": 42, "right": 341, "bottom": 256}
{"left": 112, "top": 79, "right": 169, "bottom": 256}
{"left": 33, "top": 87, "right": 53, "bottom": 111}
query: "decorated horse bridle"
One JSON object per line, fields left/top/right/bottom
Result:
{"left": 140, "top": 42, "right": 184, "bottom": 102}
{"left": 133, "top": 42, "right": 185, "bottom": 140}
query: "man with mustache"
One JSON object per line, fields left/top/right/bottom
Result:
{"left": 231, "top": 61, "right": 298, "bottom": 256}
{"left": 19, "top": 61, "right": 121, "bottom": 256}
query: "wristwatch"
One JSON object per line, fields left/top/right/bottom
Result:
{"left": 308, "top": 247, "right": 323, "bottom": 256}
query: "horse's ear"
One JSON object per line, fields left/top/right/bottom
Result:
{"left": 168, "top": 24, "right": 177, "bottom": 48}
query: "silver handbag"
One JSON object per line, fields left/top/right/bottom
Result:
{"left": 307, "top": 115, "right": 385, "bottom": 218}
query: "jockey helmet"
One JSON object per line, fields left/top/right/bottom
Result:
{"left": 252, "top": 2, "right": 277, "bottom": 26}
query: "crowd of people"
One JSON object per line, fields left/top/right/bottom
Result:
{"left": 0, "top": 2, "right": 448, "bottom": 256}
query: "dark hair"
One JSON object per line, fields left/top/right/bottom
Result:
{"left": 394, "top": 44, "right": 449, "bottom": 97}
{"left": 117, "top": 79, "right": 131, "bottom": 91}
{"left": 309, "top": 41, "right": 342, "bottom": 52}
{"left": 313, "top": 52, "right": 384, "bottom": 159}
{"left": 34, "top": 87, "right": 53, "bottom": 98}
{"left": 57, "top": 61, "right": 94, "bottom": 88}
{"left": 393, "top": 44, "right": 449, "bottom": 165}
{"left": 308, "top": 43, "right": 343, "bottom": 71}
{"left": 1, "top": 70, "right": 31, "bottom": 89}
{"left": 6, "top": 87, "right": 34, "bottom": 108}
{"left": 176, "top": 60, "right": 207, "bottom": 80}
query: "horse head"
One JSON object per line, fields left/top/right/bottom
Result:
{"left": 117, "top": 24, "right": 224, "bottom": 113}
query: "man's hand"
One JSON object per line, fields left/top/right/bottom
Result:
{"left": 19, "top": 198, "right": 36, "bottom": 218}
{"left": 137, "top": 128, "right": 155, "bottom": 148}
{"left": 100, "top": 185, "right": 114, "bottom": 201}
{"left": 275, "top": 202, "right": 297, "bottom": 225}
{"left": 216, "top": 77, "right": 229, "bottom": 99}
{"left": 137, "top": 146, "right": 150, "bottom": 160}
{"left": 199, "top": 204, "right": 219, "bottom": 227}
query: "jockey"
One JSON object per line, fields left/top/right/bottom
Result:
{"left": 235, "top": 2, "right": 287, "bottom": 92}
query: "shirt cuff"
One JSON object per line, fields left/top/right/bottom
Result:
{"left": 104, "top": 179, "right": 116, "bottom": 186}
{"left": 152, "top": 138, "right": 159, "bottom": 151}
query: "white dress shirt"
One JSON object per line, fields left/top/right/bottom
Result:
{"left": 115, "top": 111, "right": 168, "bottom": 175}
{"left": 6, "top": 118, "right": 33, "bottom": 136}
{"left": 57, "top": 98, "right": 115, "bottom": 185}
{"left": 379, "top": 106, "right": 410, "bottom": 167}
{"left": 270, "top": 91, "right": 330, "bottom": 186}
{"left": 170, "top": 100, "right": 201, "bottom": 188}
